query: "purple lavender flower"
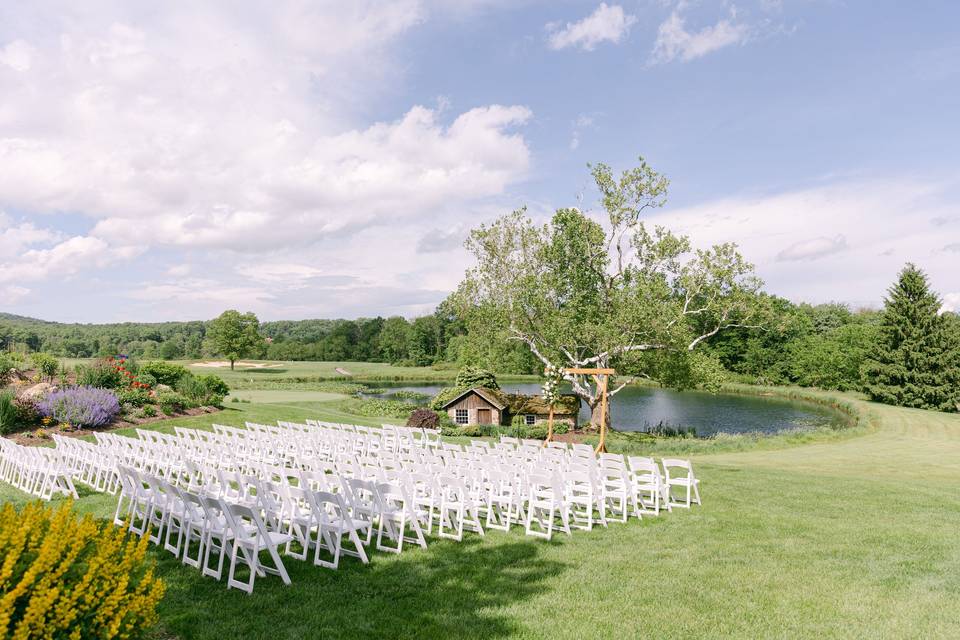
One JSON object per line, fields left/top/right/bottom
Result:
{"left": 36, "top": 385, "right": 120, "bottom": 428}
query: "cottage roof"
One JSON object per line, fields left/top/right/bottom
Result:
{"left": 439, "top": 387, "right": 508, "bottom": 410}
{"left": 506, "top": 393, "right": 580, "bottom": 416}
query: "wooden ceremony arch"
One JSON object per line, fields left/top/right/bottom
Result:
{"left": 545, "top": 367, "right": 616, "bottom": 453}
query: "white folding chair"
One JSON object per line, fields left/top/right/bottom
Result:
{"left": 662, "top": 458, "right": 701, "bottom": 508}
{"left": 223, "top": 502, "right": 293, "bottom": 594}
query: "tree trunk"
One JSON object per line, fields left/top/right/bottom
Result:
{"left": 587, "top": 399, "right": 611, "bottom": 432}
{"left": 230, "top": 358, "right": 235, "bottom": 370}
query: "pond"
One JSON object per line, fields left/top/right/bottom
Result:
{"left": 366, "top": 382, "right": 841, "bottom": 436}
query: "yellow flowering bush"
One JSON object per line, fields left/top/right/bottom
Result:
{"left": 0, "top": 501, "right": 165, "bottom": 639}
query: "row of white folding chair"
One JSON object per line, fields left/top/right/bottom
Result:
{"left": 115, "top": 465, "right": 293, "bottom": 594}
{"left": 0, "top": 439, "right": 78, "bottom": 500}
{"left": 51, "top": 434, "right": 119, "bottom": 493}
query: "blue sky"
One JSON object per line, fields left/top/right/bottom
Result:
{"left": 0, "top": 1, "right": 957, "bottom": 322}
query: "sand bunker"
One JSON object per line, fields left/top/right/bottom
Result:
{"left": 193, "top": 361, "right": 283, "bottom": 369}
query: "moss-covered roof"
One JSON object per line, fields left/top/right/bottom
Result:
{"left": 505, "top": 392, "right": 580, "bottom": 416}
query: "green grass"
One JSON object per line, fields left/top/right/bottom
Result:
{"left": 4, "top": 392, "right": 960, "bottom": 638}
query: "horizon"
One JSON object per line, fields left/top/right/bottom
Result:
{"left": 0, "top": 2, "right": 958, "bottom": 323}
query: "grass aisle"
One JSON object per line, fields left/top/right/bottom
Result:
{"left": 3, "top": 393, "right": 960, "bottom": 638}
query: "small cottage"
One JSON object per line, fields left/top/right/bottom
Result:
{"left": 440, "top": 387, "right": 580, "bottom": 427}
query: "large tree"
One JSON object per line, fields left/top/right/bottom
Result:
{"left": 452, "top": 158, "right": 765, "bottom": 426}
{"left": 862, "top": 264, "right": 960, "bottom": 411}
{"left": 206, "top": 310, "right": 265, "bottom": 370}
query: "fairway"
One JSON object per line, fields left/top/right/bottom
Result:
{"left": 3, "top": 392, "right": 959, "bottom": 638}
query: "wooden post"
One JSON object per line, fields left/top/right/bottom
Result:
{"left": 544, "top": 405, "right": 555, "bottom": 447}
{"left": 558, "top": 367, "right": 615, "bottom": 454}
{"left": 596, "top": 373, "right": 609, "bottom": 454}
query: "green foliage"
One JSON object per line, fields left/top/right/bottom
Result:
{"left": 862, "top": 263, "right": 960, "bottom": 411}
{"left": 175, "top": 375, "right": 225, "bottom": 407}
{"left": 116, "top": 387, "right": 153, "bottom": 407}
{"left": 77, "top": 358, "right": 124, "bottom": 389}
{"left": 140, "top": 361, "right": 190, "bottom": 386}
{"left": 335, "top": 397, "right": 415, "bottom": 419}
{"left": 206, "top": 310, "right": 265, "bottom": 369}
{"left": 194, "top": 373, "right": 230, "bottom": 396}
{"left": 140, "top": 405, "right": 157, "bottom": 418}
{"left": 136, "top": 372, "right": 157, "bottom": 387}
{"left": 453, "top": 158, "right": 765, "bottom": 424}
{"left": 390, "top": 390, "right": 430, "bottom": 403}
{"left": 787, "top": 322, "right": 878, "bottom": 391}
{"left": 0, "top": 390, "right": 17, "bottom": 435}
{"left": 454, "top": 366, "right": 499, "bottom": 390}
{"left": 0, "top": 352, "right": 16, "bottom": 385}
{"left": 156, "top": 390, "right": 195, "bottom": 415}
{"left": 429, "top": 386, "right": 470, "bottom": 410}
{"left": 30, "top": 352, "right": 59, "bottom": 381}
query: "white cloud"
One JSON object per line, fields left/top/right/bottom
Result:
{"left": 650, "top": 9, "right": 750, "bottom": 63}
{"left": 650, "top": 177, "right": 960, "bottom": 308}
{"left": 570, "top": 114, "right": 596, "bottom": 150}
{"left": 0, "top": 235, "right": 140, "bottom": 284}
{"left": 0, "top": 1, "right": 533, "bottom": 308}
{"left": 0, "top": 285, "right": 30, "bottom": 304}
{"left": 0, "top": 39, "right": 32, "bottom": 72}
{"left": 942, "top": 293, "right": 960, "bottom": 314}
{"left": 547, "top": 3, "right": 636, "bottom": 51}
{"left": 777, "top": 235, "right": 848, "bottom": 262}
{"left": 0, "top": 213, "right": 62, "bottom": 259}
{"left": 164, "top": 264, "right": 191, "bottom": 277}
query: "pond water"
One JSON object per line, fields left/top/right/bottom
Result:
{"left": 368, "top": 382, "right": 841, "bottom": 437}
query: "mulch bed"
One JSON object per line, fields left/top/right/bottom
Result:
{"left": 9, "top": 406, "right": 221, "bottom": 447}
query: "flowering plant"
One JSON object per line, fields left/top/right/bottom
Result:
{"left": 36, "top": 386, "right": 120, "bottom": 429}
{"left": 541, "top": 365, "right": 563, "bottom": 407}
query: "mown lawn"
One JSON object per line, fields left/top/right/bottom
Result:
{"left": 3, "top": 393, "right": 960, "bottom": 638}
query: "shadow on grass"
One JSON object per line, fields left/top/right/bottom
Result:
{"left": 153, "top": 535, "right": 567, "bottom": 640}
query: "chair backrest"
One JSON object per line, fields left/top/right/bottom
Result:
{"left": 661, "top": 458, "right": 694, "bottom": 481}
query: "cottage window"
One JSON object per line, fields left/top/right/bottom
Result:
{"left": 525, "top": 414, "right": 536, "bottom": 425}
{"left": 455, "top": 409, "right": 469, "bottom": 424}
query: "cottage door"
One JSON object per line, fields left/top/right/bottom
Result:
{"left": 476, "top": 408, "right": 492, "bottom": 424}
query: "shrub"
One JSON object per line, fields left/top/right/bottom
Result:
{"left": 139, "top": 361, "right": 189, "bottom": 386}
{"left": 176, "top": 374, "right": 225, "bottom": 407}
{"left": 454, "top": 424, "right": 485, "bottom": 437}
{"left": 0, "top": 390, "right": 16, "bottom": 435}
{"left": 195, "top": 373, "right": 229, "bottom": 397}
{"left": 454, "top": 366, "right": 499, "bottom": 390}
{"left": 0, "top": 353, "right": 16, "bottom": 385}
{"left": 77, "top": 359, "right": 124, "bottom": 389}
{"left": 30, "top": 352, "right": 59, "bottom": 381}
{"left": 156, "top": 390, "right": 193, "bottom": 415}
{"left": 336, "top": 397, "right": 415, "bottom": 419}
{"left": 0, "top": 501, "right": 165, "bottom": 639}
{"left": 13, "top": 396, "right": 40, "bottom": 428}
{"left": 136, "top": 372, "right": 157, "bottom": 388}
{"left": 36, "top": 386, "right": 121, "bottom": 428}
{"left": 140, "top": 405, "right": 157, "bottom": 418}
{"left": 116, "top": 387, "right": 153, "bottom": 408}
{"left": 406, "top": 408, "right": 441, "bottom": 429}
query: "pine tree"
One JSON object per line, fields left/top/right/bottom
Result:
{"left": 862, "top": 264, "right": 960, "bottom": 412}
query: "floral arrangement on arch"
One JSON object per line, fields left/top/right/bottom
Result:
{"left": 541, "top": 364, "right": 563, "bottom": 407}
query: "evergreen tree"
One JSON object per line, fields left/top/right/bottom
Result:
{"left": 863, "top": 264, "right": 960, "bottom": 411}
